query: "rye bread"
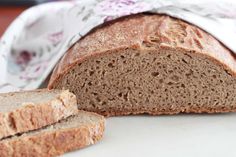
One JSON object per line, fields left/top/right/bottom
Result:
{"left": 48, "top": 14, "right": 236, "bottom": 116}
{"left": 0, "top": 111, "right": 105, "bottom": 157}
{"left": 0, "top": 89, "right": 78, "bottom": 139}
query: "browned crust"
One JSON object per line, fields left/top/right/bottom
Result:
{"left": 0, "top": 89, "right": 78, "bottom": 140}
{"left": 86, "top": 106, "right": 236, "bottom": 117}
{"left": 0, "top": 117, "right": 105, "bottom": 157}
{"left": 48, "top": 14, "right": 236, "bottom": 89}
{"left": 48, "top": 14, "right": 236, "bottom": 116}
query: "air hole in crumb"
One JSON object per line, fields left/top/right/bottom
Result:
{"left": 108, "top": 63, "right": 114, "bottom": 68}
{"left": 71, "top": 69, "right": 75, "bottom": 73}
{"left": 150, "top": 39, "right": 159, "bottom": 43}
{"left": 225, "top": 70, "right": 232, "bottom": 76}
{"left": 96, "top": 60, "right": 100, "bottom": 64}
{"left": 92, "top": 92, "right": 98, "bottom": 96}
{"left": 182, "top": 59, "right": 188, "bottom": 64}
{"left": 167, "top": 82, "right": 173, "bottom": 85}
{"left": 102, "top": 101, "right": 107, "bottom": 105}
{"left": 184, "top": 53, "right": 193, "bottom": 59}
{"left": 186, "top": 69, "right": 193, "bottom": 77}
{"left": 118, "top": 93, "right": 122, "bottom": 97}
{"left": 142, "top": 41, "right": 152, "bottom": 47}
{"left": 96, "top": 97, "right": 101, "bottom": 102}
{"left": 226, "top": 93, "right": 229, "bottom": 98}
{"left": 135, "top": 53, "right": 140, "bottom": 56}
{"left": 8, "top": 114, "right": 16, "bottom": 130}
{"left": 151, "top": 72, "right": 159, "bottom": 77}
{"left": 120, "top": 55, "right": 125, "bottom": 59}
{"left": 124, "top": 93, "right": 128, "bottom": 101}
{"left": 88, "top": 82, "right": 92, "bottom": 86}
{"left": 89, "top": 71, "right": 94, "bottom": 76}
{"left": 212, "top": 75, "right": 216, "bottom": 78}
{"left": 90, "top": 101, "right": 96, "bottom": 107}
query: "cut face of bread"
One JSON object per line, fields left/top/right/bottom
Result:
{"left": 0, "top": 89, "right": 78, "bottom": 139}
{"left": 0, "top": 111, "right": 105, "bottom": 157}
{"left": 48, "top": 14, "right": 236, "bottom": 116}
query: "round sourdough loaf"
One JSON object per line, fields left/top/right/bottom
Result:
{"left": 48, "top": 14, "right": 236, "bottom": 116}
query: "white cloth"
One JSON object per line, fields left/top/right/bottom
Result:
{"left": 0, "top": 0, "right": 235, "bottom": 93}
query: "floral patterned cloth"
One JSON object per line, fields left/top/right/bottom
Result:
{"left": 0, "top": 0, "right": 236, "bottom": 93}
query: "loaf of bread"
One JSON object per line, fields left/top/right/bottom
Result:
{"left": 48, "top": 14, "right": 236, "bottom": 116}
{"left": 0, "top": 89, "right": 77, "bottom": 139}
{"left": 0, "top": 110, "right": 105, "bottom": 157}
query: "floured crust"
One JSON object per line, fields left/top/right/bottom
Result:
{"left": 48, "top": 14, "right": 236, "bottom": 89}
{"left": 0, "top": 89, "right": 78, "bottom": 140}
{"left": 0, "top": 113, "right": 105, "bottom": 157}
{"left": 48, "top": 14, "right": 236, "bottom": 116}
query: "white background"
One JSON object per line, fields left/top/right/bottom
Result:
{"left": 65, "top": 113, "right": 236, "bottom": 157}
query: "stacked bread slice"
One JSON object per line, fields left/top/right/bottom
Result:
{"left": 0, "top": 89, "right": 105, "bottom": 157}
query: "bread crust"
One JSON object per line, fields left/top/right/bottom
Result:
{"left": 0, "top": 89, "right": 78, "bottom": 140}
{"left": 48, "top": 14, "right": 236, "bottom": 116}
{"left": 87, "top": 105, "right": 236, "bottom": 117}
{"left": 0, "top": 115, "right": 105, "bottom": 157}
{"left": 48, "top": 14, "right": 236, "bottom": 89}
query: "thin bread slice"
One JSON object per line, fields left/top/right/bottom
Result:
{"left": 0, "top": 89, "right": 78, "bottom": 140}
{"left": 0, "top": 111, "right": 105, "bottom": 157}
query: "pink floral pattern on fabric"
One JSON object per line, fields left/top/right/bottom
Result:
{"left": 15, "top": 51, "right": 33, "bottom": 66}
{"left": 96, "top": 0, "right": 151, "bottom": 21}
{"left": 47, "top": 31, "right": 63, "bottom": 46}
{"left": 19, "top": 61, "right": 49, "bottom": 80}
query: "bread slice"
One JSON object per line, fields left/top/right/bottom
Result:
{"left": 0, "top": 111, "right": 105, "bottom": 157}
{"left": 48, "top": 14, "right": 236, "bottom": 116}
{"left": 0, "top": 89, "right": 78, "bottom": 140}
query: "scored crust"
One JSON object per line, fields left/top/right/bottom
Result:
{"left": 48, "top": 14, "right": 236, "bottom": 116}
{"left": 0, "top": 89, "right": 78, "bottom": 140}
{"left": 48, "top": 14, "right": 236, "bottom": 88}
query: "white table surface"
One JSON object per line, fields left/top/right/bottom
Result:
{"left": 64, "top": 113, "right": 236, "bottom": 157}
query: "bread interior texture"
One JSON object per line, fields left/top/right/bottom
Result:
{"left": 54, "top": 48, "right": 236, "bottom": 116}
